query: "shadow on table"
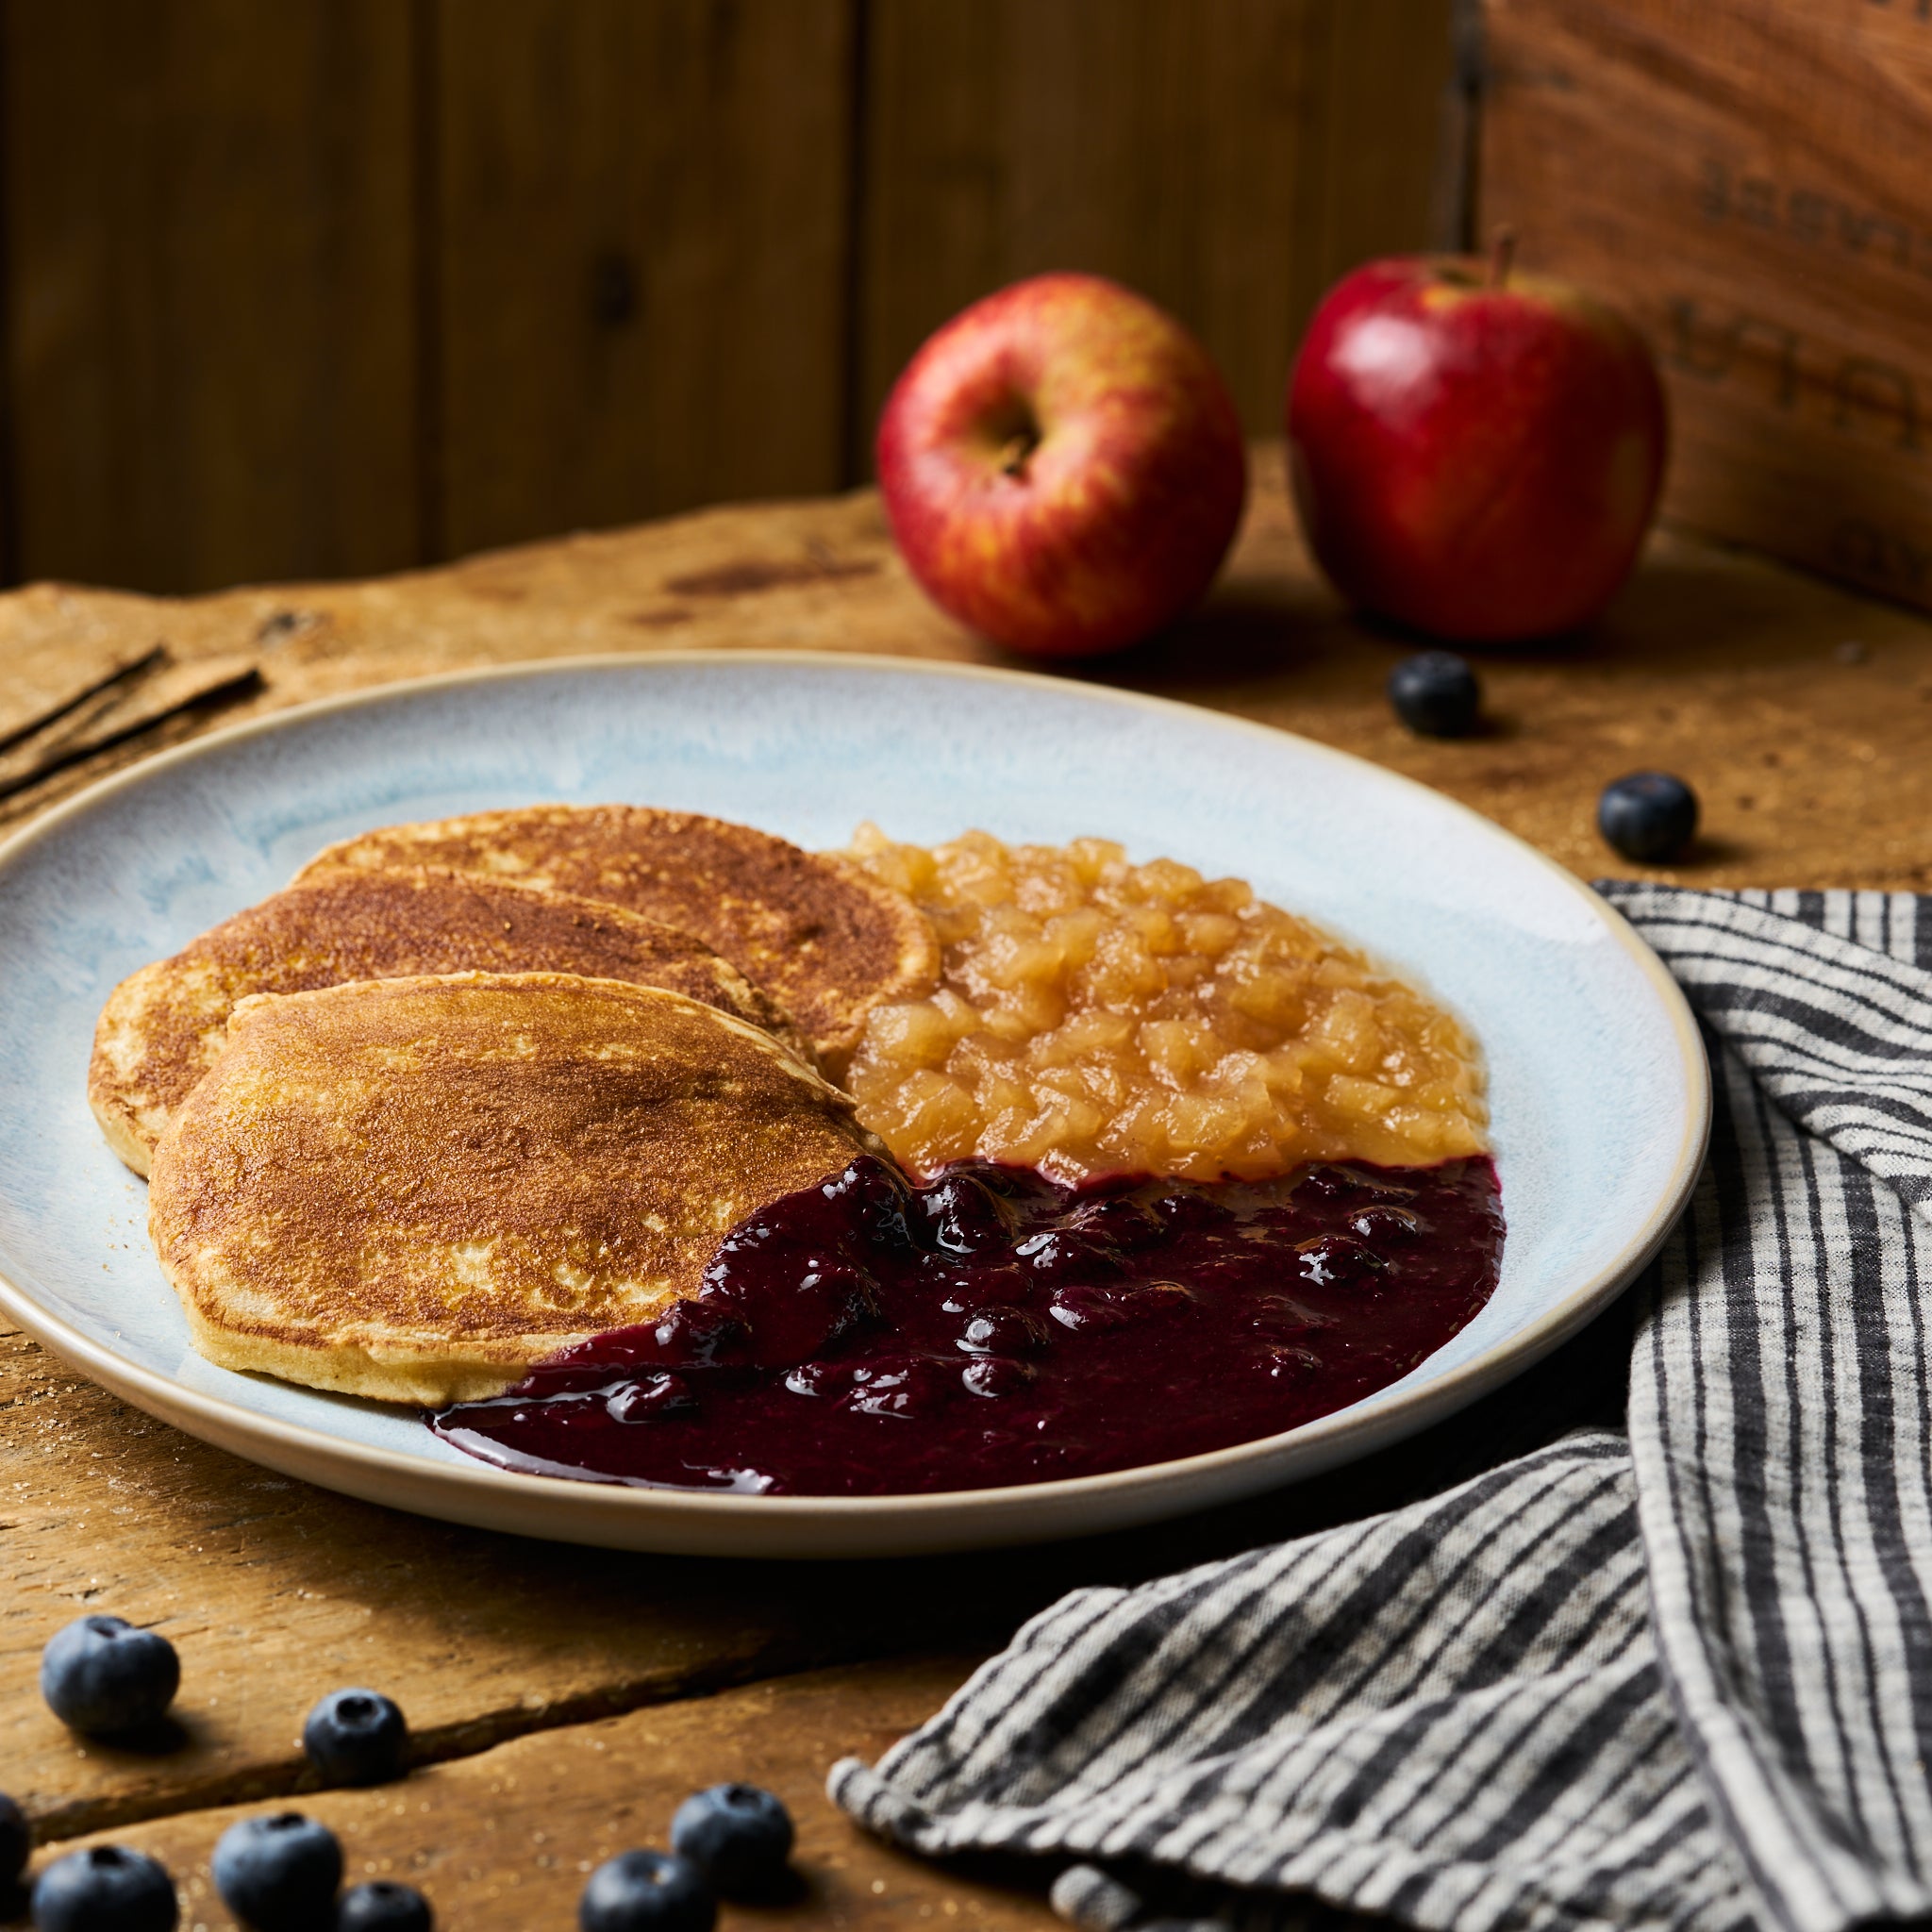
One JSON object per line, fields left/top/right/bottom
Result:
{"left": 488, "top": 1279, "right": 1638, "bottom": 1665}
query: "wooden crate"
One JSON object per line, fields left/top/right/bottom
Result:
{"left": 1480, "top": 0, "right": 1932, "bottom": 613}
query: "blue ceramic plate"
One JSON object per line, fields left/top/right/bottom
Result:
{"left": 0, "top": 654, "right": 1707, "bottom": 1557}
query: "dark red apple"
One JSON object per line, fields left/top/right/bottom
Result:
{"left": 1286, "top": 244, "right": 1667, "bottom": 642}
{"left": 877, "top": 273, "right": 1247, "bottom": 658}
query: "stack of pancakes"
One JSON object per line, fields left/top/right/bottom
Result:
{"left": 91, "top": 806, "right": 939, "bottom": 1407}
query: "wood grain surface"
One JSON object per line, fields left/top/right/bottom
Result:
{"left": 27, "top": 1660, "right": 1050, "bottom": 1932}
{"left": 1, "top": 0, "right": 421, "bottom": 591}
{"left": 0, "top": 0, "right": 1456, "bottom": 591}
{"left": 0, "top": 446, "right": 1925, "bottom": 1926}
{"left": 434, "top": 0, "right": 857, "bottom": 558}
{"left": 1481, "top": 0, "right": 1932, "bottom": 615}
{"left": 4, "top": 442, "right": 1928, "bottom": 888}
{"left": 857, "top": 0, "right": 1453, "bottom": 456}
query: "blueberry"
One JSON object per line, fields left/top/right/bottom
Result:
{"left": 577, "top": 1850, "right": 714, "bottom": 1932}
{"left": 819, "top": 1157, "right": 917, "bottom": 1253}
{"left": 212, "top": 1813, "right": 342, "bottom": 1932}
{"left": 960, "top": 1356, "right": 1037, "bottom": 1399}
{"left": 1598, "top": 771, "right": 1698, "bottom": 862}
{"left": 669, "top": 1783, "right": 794, "bottom": 1896}
{"left": 1245, "top": 1293, "right": 1319, "bottom": 1341}
{"left": 841, "top": 1356, "right": 954, "bottom": 1419}
{"left": 1294, "top": 1235, "right": 1383, "bottom": 1290}
{"left": 0, "top": 1790, "right": 28, "bottom": 1885}
{"left": 40, "top": 1618, "right": 179, "bottom": 1736}
{"left": 644, "top": 1303, "right": 747, "bottom": 1368}
{"left": 780, "top": 1360, "right": 849, "bottom": 1399}
{"left": 1347, "top": 1205, "right": 1421, "bottom": 1241}
{"left": 914, "top": 1173, "right": 1014, "bottom": 1256}
{"left": 30, "top": 1845, "right": 176, "bottom": 1932}
{"left": 302, "top": 1690, "right": 408, "bottom": 1788}
{"left": 956, "top": 1308, "right": 1050, "bottom": 1357}
{"left": 1068, "top": 1196, "right": 1162, "bottom": 1251}
{"left": 1388, "top": 651, "right": 1481, "bottom": 738}
{"left": 1015, "top": 1228, "right": 1122, "bottom": 1281}
{"left": 1146, "top": 1189, "right": 1230, "bottom": 1233}
{"left": 1292, "top": 1166, "right": 1366, "bottom": 1205}
{"left": 1048, "top": 1279, "right": 1190, "bottom": 1332}
{"left": 607, "top": 1374, "right": 698, "bottom": 1424}
{"left": 336, "top": 1882, "right": 431, "bottom": 1932}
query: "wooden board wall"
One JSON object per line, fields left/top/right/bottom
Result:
{"left": 1480, "top": 0, "right": 1932, "bottom": 615}
{"left": 855, "top": 0, "right": 1455, "bottom": 464}
{"left": 432, "top": 0, "right": 857, "bottom": 560}
{"left": 0, "top": 0, "right": 1453, "bottom": 594}
{"left": 1, "top": 0, "right": 421, "bottom": 592}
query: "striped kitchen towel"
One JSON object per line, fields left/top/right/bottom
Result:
{"left": 830, "top": 887, "right": 1932, "bottom": 1932}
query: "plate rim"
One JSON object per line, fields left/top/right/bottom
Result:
{"left": 0, "top": 648, "right": 1710, "bottom": 1548}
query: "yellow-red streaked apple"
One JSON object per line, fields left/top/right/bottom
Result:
{"left": 1286, "top": 250, "right": 1668, "bottom": 642}
{"left": 877, "top": 273, "right": 1247, "bottom": 658}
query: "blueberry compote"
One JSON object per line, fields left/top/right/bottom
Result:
{"left": 430, "top": 1156, "right": 1504, "bottom": 1496}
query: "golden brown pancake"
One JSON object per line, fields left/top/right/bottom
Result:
{"left": 147, "top": 973, "right": 879, "bottom": 1407}
{"left": 90, "top": 867, "right": 810, "bottom": 1176}
{"left": 295, "top": 804, "right": 939, "bottom": 1074}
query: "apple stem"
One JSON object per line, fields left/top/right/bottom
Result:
{"left": 1488, "top": 225, "right": 1516, "bottom": 290}
{"left": 1000, "top": 430, "right": 1040, "bottom": 480}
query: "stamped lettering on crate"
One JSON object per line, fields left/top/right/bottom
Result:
{"left": 1827, "top": 518, "right": 1932, "bottom": 594}
{"left": 1697, "top": 160, "right": 1932, "bottom": 277}
{"left": 1660, "top": 298, "right": 1921, "bottom": 452}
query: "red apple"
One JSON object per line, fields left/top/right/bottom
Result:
{"left": 1286, "top": 246, "right": 1667, "bottom": 642}
{"left": 877, "top": 273, "right": 1247, "bottom": 658}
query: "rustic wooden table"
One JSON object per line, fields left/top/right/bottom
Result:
{"left": 4, "top": 445, "right": 1928, "bottom": 1931}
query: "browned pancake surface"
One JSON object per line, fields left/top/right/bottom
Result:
{"left": 296, "top": 804, "right": 938, "bottom": 1073}
{"left": 147, "top": 973, "right": 875, "bottom": 1406}
{"left": 89, "top": 867, "right": 808, "bottom": 1174}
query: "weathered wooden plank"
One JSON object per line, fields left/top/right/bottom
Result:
{"left": 0, "top": 1321, "right": 981, "bottom": 1841}
{"left": 0, "top": 653, "right": 257, "bottom": 801}
{"left": 5, "top": 1658, "right": 1048, "bottom": 1931}
{"left": 433, "top": 0, "right": 856, "bottom": 558}
{"left": 1, "top": 457, "right": 1922, "bottom": 1898}
{"left": 855, "top": 0, "right": 1452, "bottom": 452}
{"left": 0, "top": 1267, "right": 1623, "bottom": 1840}
{"left": 0, "top": 0, "right": 420, "bottom": 593}
{"left": 1480, "top": 0, "right": 1932, "bottom": 612}
{"left": 1288, "top": 0, "right": 1461, "bottom": 326}
{"left": 0, "top": 643, "right": 162, "bottom": 751}
{"left": 1, "top": 449, "right": 1927, "bottom": 891}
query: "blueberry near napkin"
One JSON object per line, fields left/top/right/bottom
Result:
{"left": 829, "top": 887, "right": 1932, "bottom": 1932}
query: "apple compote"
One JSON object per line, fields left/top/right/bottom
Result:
{"left": 842, "top": 826, "right": 1486, "bottom": 1185}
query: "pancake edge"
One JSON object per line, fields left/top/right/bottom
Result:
{"left": 88, "top": 867, "right": 822, "bottom": 1175}
{"left": 147, "top": 971, "right": 877, "bottom": 1407}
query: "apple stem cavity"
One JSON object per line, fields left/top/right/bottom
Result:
{"left": 1487, "top": 225, "right": 1517, "bottom": 291}
{"left": 1000, "top": 428, "right": 1041, "bottom": 480}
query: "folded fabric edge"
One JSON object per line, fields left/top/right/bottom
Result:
{"left": 830, "top": 1752, "right": 1671, "bottom": 1932}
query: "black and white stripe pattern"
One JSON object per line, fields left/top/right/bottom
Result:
{"left": 830, "top": 888, "right": 1932, "bottom": 1932}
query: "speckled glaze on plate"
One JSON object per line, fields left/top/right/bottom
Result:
{"left": 0, "top": 654, "right": 1707, "bottom": 1557}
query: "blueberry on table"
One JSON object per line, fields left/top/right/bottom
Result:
{"left": 577, "top": 1850, "right": 714, "bottom": 1932}
{"left": 1387, "top": 651, "right": 1482, "bottom": 738}
{"left": 335, "top": 1881, "right": 432, "bottom": 1932}
{"left": 0, "top": 1790, "right": 29, "bottom": 1885}
{"left": 30, "top": 1845, "right": 176, "bottom": 1932}
{"left": 1597, "top": 771, "right": 1699, "bottom": 862}
{"left": 301, "top": 1690, "right": 408, "bottom": 1786}
{"left": 40, "top": 1618, "right": 179, "bottom": 1736}
{"left": 670, "top": 1783, "right": 795, "bottom": 1896}
{"left": 212, "top": 1814, "right": 342, "bottom": 1932}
